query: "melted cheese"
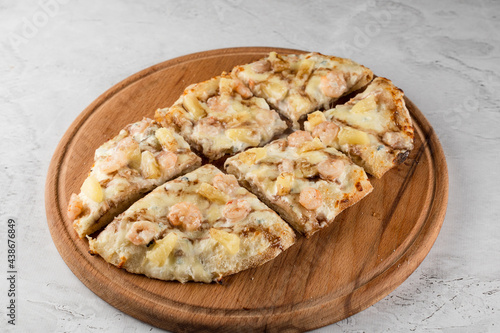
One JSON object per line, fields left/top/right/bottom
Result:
{"left": 225, "top": 138, "right": 372, "bottom": 236}
{"left": 88, "top": 165, "right": 295, "bottom": 283}
{"left": 72, "top": 118, "right": 201, "bottom": 238}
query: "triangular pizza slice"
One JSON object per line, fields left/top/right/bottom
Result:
{"left": 88, "top": 165, "right": 295, "bottom": 283}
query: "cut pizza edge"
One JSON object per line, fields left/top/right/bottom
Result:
{"left": 68, "top": 118, "right": 202, "bottom": 239}
{"left": 224, "top": 137, "right": 374, "bottom": 238}
{"left": 304, "top": 77, "right": 414, "bottom": 178}
{"left": 88, "top": 164, "right": 296, "bottom": 283}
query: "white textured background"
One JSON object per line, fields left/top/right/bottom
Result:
{"left": 1, "top": 0, "right": 499, "bottom": 332}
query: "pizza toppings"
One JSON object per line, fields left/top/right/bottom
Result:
{"left": 233, "top": 52, "right": 374, "bottom": 128}
{"left": 320, "top": 70, "right": 347, "bottom": 98}
{"left": 168, "top": 202, "right": 203, "bottom": 231}
{"left": 212, "top": 173, "right": 239, "bottom": 195}
{"left": 146, "top": 232, "right": 179, "bottom": 266}
{"left": 299, "top": 187, "right": 323, "bottom": 210}
{"left": 126, "top": 221, "right": 159, "bottom": 246}
{"left": 312, "top": 121, "right": 339, "bottom": 146}
{"left": 88, "top": 165, "right": 295, "bottom": 283}
{"left": 304, "top": 77, "right": 414, "bottom": 178}
{"left": 156, "top": 151, "right": 178, "bottom": 170}
{"left": 222, "top": 199, "right": 251, "bottom": 222}
{"left": 209, "top": 228, "right": 240, "bottom": 255}
{"left": 197, "top": 182, "right": 229, "bottom": 204}
{"left": 155, "top": 73, "right": 287, "bottom": 160}
{"left": 225, "top": 137, "right": 373, "bottom": 237}
{"left": 317, "top": 159, "right": 345, "bottom": 181}
{"left": 67, "top": 193, "right": 84, "bottom": 220}
{"left": 287, "top": 130, "right": 313, "bottom": 147}
{"left": 80, "top": 175, "right": 104, "bottom": 203}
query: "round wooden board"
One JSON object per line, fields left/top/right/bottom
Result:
{"left": 45, "top": 47, "right": 448, "bottom": 332}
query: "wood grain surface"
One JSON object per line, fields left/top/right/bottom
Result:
{"left": 45, "top": 47, "right": 449, "bottom": 332}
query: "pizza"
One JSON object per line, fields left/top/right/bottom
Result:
{"left": 88, "top": 164, "right": 296, "bottom": 283}
{"left": 68, "top": 118, "right": 201, "bottom": 238}
{"left": 304, "top": 77, "right": 414, "bottom": 178}
{"left": 224, "top": 133, "right": 373, "bottom": 237}
{"left": 66, "top": 51, "right": 415, "bottom": 283}
{"left": 232, "top": 52, "right": 374, "bottom": 128}
{"left": 155, "top": 72, "right": 287, "bottom": 160}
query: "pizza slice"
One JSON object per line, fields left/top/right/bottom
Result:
{"left": 232, "top": 52, "right": 374, "bottom": 128}
{"left": 68, "top": 118, "right": 202, "bottom": 238}
{"left": 304, "top": 77, "right": 414, "bottom": 178}
{"left": 224, "top": 133, "right": 373, "bottom": 237}
{"left": 88, "top": 164, "right": 296, "bottom": 283}
{"left": 155, "top": 73, "right": 287, "bottom": 160}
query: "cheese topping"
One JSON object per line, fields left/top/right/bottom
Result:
{"left": 88, "top": 165, "right": 295, "bottom": 283}
{"left": 225, "top": 137, "right": 373, "bottom": 236}
{"left": 155, "top": 73, "right": 287, "bottom": 160}
{"left": 69, "top": 118, "right": 202, "bottom": 238}
{"left": 304, "top": 77, "right": 414, "bottom": 178}
{"left": 233, "top": 52, "right": 374, "bottom": 127}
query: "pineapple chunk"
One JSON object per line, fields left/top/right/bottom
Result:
{"left": 288, "top": 94, "right": 312, "bottom": 116}
{"left": 304, "top": 111, "right": 326, "bottom": 131}
{"left": 140, "top": 151, "right": 161, "bottom": 179}
{"left": 197, "top": 183, "right": 229, "bottom": 204}
{"left": 351, "top": 95, "right": 377, "bottom": 113}
{"left": 81, "top": 175, "right": 103, "bottom": 203}
{"left": 338, "top": 127, "right": 371, "bottom": 146}
{"left": 206, "top": 204, "right": 222, "bottom": 223}
{"left": 305, "top": 75, "right": 322, "bottom": 99}
{"left": 219, "top": 107, "right": 251, "bottom": 125}
{"left": 127, "top": 147, "right": 142, "bottom": 170}
{"left": 218, "top": 77, "right": 234, "bottom": 95}
{"left": 261, "top": 77, "right": 288, "bottom": 100}
{"left": 296, "top": 59, "right": 315, "bottom": 80}
{"left": 210, "top": 228, "right": 240, "bottom": 255}
{"left": 195, "top": 78, "right": 220, "bottom": 99}
{"left": 276, "top": 172, "right": 294, "bottom": 196}
{"left": 237, "top": 147, "right": 267, "bottom": 164}
{"left": 298, "top": 137, "right": 325, "bottom": 153}
{"left": 183, "top": 94, "right": 207, "bottom": 120}
{"left": 155, "top": 128, "right": 178, "bottom": 152}
{"left": 226, "top": 128, "right": 260, "bottom": 146}
{"left": 146, "top": 232, "right": 178, "bottom": 266}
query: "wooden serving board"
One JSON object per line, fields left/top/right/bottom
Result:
{"left": 45, "top": 47, "right": 449, "bottom": 332}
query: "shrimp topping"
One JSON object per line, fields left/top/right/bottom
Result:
{"left": 207, "top": 96, "right": 229, "bottom": 112}
{"left": 299, "top": 187, "right": 323, "bottom": 210}
{"left": 279, "top": 159, "right": 294, "bottom": 173}
{"left": 194, "top": 116, "right": 223, "bottom": 136}
{"left": 312, "top": 121, "right": 339, "bottom": 146}
{"left": 67, "top": 193, "right": 83, "bottom": 220}
{"left": 99, "top": 137, "right": 141, "bottom": 174}
{"left": 317, "top": 159, "right": 345, "bottom": 181}
{"left": 128, "top": 120, "right": 150, "bottom": 136}
{"left": 251, "top": 60, "right": 271, "bottom": 73}
{"left": 223, "top": 199, "right": 251, "bottom": 222}
{"left": 156, "top": 151, "right": 177, "bottom": 170}
{"left": 99, "top": 151, "right": 128, "bottom": 174}
{"left": 234, "top": 79, "right": 253, "bottom": 99}
{"left": 213, "top": 173, "right": 239, "bottom": 195}
{"left": 320, "top": 71, "right": 347, "bottom": 98}
{"left": 126, "top": 221, "right": 159, "bottom": 245}
{"left": 168, "top": 202, "right": 203, "bottom": 231}
{"left": 287, "top": 130, "right": 313, "bottom": 147}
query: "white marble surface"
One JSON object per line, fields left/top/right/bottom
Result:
{"left": 1, "top": 0, "right": 499, "bottom": 332}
